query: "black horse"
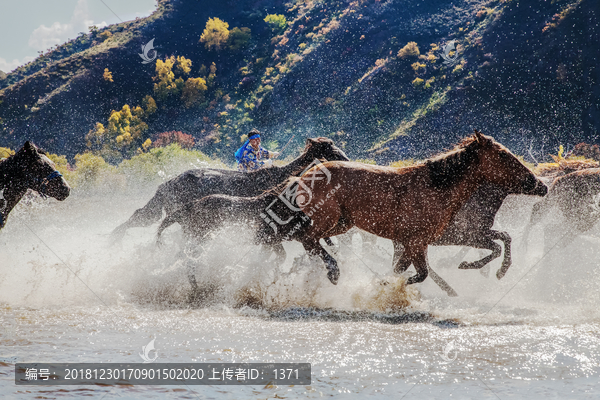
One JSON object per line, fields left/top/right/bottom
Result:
{"left": 112, "top": 138, "right": 348, "bottom": 240}
{"left": 0, "top": 141, "right": 71, "bottom": 229}
{"left": 155, "top": 189, "right": 308, "bottom": 291}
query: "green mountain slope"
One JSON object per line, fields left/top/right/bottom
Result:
{"left": 0, "top": 0, "right": 597, "bottom": 163}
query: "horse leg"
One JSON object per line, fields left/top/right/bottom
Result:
{"left": 520, "top": 199, "right": 550, "bottom": 251}
{"left": 458, "top": 235, "right": 502, "bottom": 271}
{"left": 262, "top": 243, "right": 286, "bottom": 265}
{"left": 111, "top": 191, "right": 165, "bottom": 241}
{"left": 401, "top": 245, "right": 457, "bottom": 296}
{"left": 490, "top": 231, "right": 512, "bottom": 280}
{"left": 301, "top": 239, "right": 340, "bottom": 285}
{"left": 392, "top": 241, "right": 410, "bottom": 274}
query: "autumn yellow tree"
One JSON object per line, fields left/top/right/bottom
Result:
{"left": 0, "top": 147, "right": 14, "bottom": 159}
{"left": 86, "top": 104, "right": 149, "bottom": 161}
{"left": 153, "top": 56, "right": 193, "bottom": 101}
{"left": 103, "top": 68, "right": 114, "bottom": 82}
{"left": 182, "top": 77, "right": 208, "bottom": 108}
{"left": 142, "top": 95, "right": 157, "bottom": 115}
{"left": 398, "top": 42, "right": 420, "bottom": 58}
{"left": 200, "top": 17, "right": 230, "bottom": 50}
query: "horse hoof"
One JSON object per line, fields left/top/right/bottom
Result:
{"left": 496, "top": 269, "right": 506, "bottom": 280}
{"left": 327, "top": 269, "right": 339, "bottom": 285}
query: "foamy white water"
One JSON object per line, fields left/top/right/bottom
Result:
{"left": 1, "top": 190, "right": 600, "bottom": 398}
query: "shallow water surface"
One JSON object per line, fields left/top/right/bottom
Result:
{"left": 1, "top": 192, "right": 600, "bottom": 399}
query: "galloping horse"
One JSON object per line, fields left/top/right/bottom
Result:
{"left": 291, "top": 131, "right": 547, "bottom": 291}
{"left": 522, "top": 168, "right": 600, "bottom": 250}
{"left": 0, "top": 141, "right": 71, "bottom": 229}
{"left": 392, "top": 181, "right": 545, "bottom": 281}
{"left": 112, "top": 138, "right": 348, "bottom": 240}
{"left": 155, "top": 188, "right": 307, "bottom": 290}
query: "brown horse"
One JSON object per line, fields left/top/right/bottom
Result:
{"left": 290, "top": 131, "right": 547, "bottom": 291}
{"left": 522, "top": 168, "right": 600, "bottom": 250}
{"left": 0, "top": 141, "right": 71, "bottom": 229}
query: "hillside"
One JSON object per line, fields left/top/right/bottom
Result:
{"left": 0, "top": 0, "right": 598, "bottom": 163}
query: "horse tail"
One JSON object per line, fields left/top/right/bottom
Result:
{"left": 156, "top": 209, "right": 182, "bottom": 247}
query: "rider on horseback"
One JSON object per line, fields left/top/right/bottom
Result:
{"left": 235, "top": 129, "right": 280, "bottom": 172}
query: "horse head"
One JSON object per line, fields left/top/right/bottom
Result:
{"left": 16, "top": 141, "right": 71, "bottom": 201}
{"left": 472, "top": 131, "right": 547, "bottom": 197}
{"left": 303, "top": 137, "right": 349, "bottom": 163}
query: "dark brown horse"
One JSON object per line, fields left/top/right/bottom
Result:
{"left": 111, "top": 138, "right": 348, "bottom": 240}
{"left": 392, "top": 182, "right": 541, "bottom": 281}
{"left": 291, "top": 131, "right": 547, "bottom": 292}
{"left": 0, "top": 141, "right": 71, "bottom": 229}
{"left": 522, "top": 168, "right": 600, "bottom": 250}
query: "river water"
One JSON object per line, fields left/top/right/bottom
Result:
{"left": 2, "top": 190, "right": 600, "bottom": 399}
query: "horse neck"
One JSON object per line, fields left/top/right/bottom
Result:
{"left": 438, "top": 162, "right": 490, "bottom": 220}
{"left": 247, "top": 151, "right": 314, "bottom": 190}
{"left": 0, "top": 185, "right": 28, "bottom": 224}
{"left": 275, "top": 151, "right": 316, "bottom": 177}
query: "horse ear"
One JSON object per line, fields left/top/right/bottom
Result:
{"left": 473, "top": 130, "right": 489, "bottom": 145}
{"left": 23, "top": 141, "right": 36, "bottom": 153}
{"left": 305, "top": 138, "right": 317, "bottom": 147}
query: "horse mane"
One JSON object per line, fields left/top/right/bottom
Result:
{"left": 426, "top": 136, "right": 480, "bottom": 189}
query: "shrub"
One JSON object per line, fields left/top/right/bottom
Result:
{"left": 264, "top": 14, "right": 287, "bottom": 33}
{"left": 103, "top": 68, "right": 113, "bottom": 82}
{"left": 200, "top": 17, "right": 230, "bottom": 50}
{"left": 72, "top": 152, "right": 118, "bottom": 189}
{"left": 398, "top": 42, "right": 420, "bottom": 58}
{"left": 452, "top": 64, "right": 464, "bottom": 74}
{"left": 228, "top": 27, "right": 251, "bottom": 51}
{"left": 0, "top": 147, "right": 14, "bottom": 159}
{"left": 412, "top": 77, "right": 424, "bottom": 87}
{"left": 411, "top": 62, "right": 426, "bottom": 73}
{"left": 99, "top": 31, "right": 113, "bottom": 41}
{"left": 181, "top": 77, "right": 208, "bottom": 108}
{"left": 153, "top": 131, "right": 195, "bottom": 149}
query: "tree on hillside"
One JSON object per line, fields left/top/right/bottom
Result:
{"left": 398, "top": 42, "right": 420, "bottom": 58}
{"left": 142, "top": 95, "right": 157, "bottom": 115}
{"left": 264, "top": 14, "right": 287, "bottom": 33}
{"left": 181, "top": 77, "right": 208, "bottom": 108}
{"left": 200, "top": 17, "right": 230, "bottom": 51}
{"left": 153, "top": 56, "right": 194, "bottom": 101}
{"left": 153, "top": 56, "right": 208, "bottom": 107}
{"left": 228, "top": 27, "right": 251, "bottom": 51}
{"left": 0, "top": 147, "right": 14, "bottom": 159}
{"left": 103, "top": 68, "right": 114, "bottom": 82}
{"left": 86, "top": 105, "right": 149, "bottom": 162}
{"left": 153, "top": 131, "right": 195, "bottom": 149}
